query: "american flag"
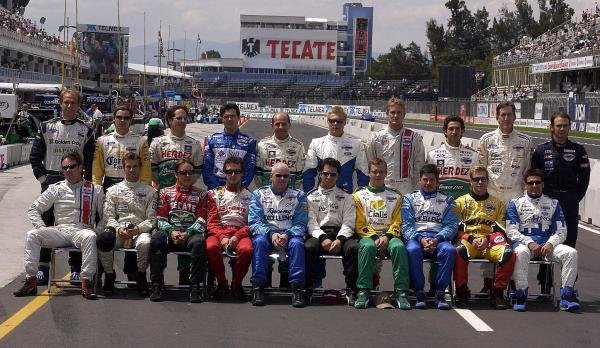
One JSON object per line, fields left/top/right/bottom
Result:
{"left": 158, "top": 30, "right": 164, "bottom": 57}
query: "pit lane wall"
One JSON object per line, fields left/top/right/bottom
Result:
{"left": 247, "top": 112, "right": 600, "bottom": 228}
{"left": 0, "top": 143, "right": 32, "bottom": 170}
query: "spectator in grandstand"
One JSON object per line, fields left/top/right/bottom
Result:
{"left": 366, "top": 97, "right": 425, "bottom": 194}
{"left": 205, "top": 156, "right": 253, "bottom": 302}
{"left": 531, "top": 111, "right": 590, "bottom": 249}
{"left": 255, "top": 112, "right": 305, "bottom": 189}
{"left": 402, "top": 164, "right": 458, "bottom": 310}
{"left": 304, "top": 106, "right": 368, "bottom": 194}
{"left": 13, "top": 152, "right": 103, "bottom": 300}
{"left": 506, "top": 168, "right": 580, "bottom": 312}
{"left": 99, "top": 152, "right": 156, "bottom": 297}
{"left": 426, "top": 115, "right": 478, "bottom": 199}
{"left": 203, "top": 103, "right": 256, "bottom": 190}
{"left": 149, "top": 105, "right": 202, "bottom": 285}
{"left": 93, "top": 106, "right": 152, "bottom": 287}
{"left": 352, "top": 158, "right": 410, "bottom": 310}
{"left": 304, "top": 158, "right": 359, "bottom": 305}
{"left": 453, "top": 165, "right": 516, "bottom": 309}
{"left": 150, "top": 159, "right": 208, "bottom": 303}
{"left": 28, "top": 88, "right": 96, "bottom": 286}
{"left": 248, "top": 162, "right": 309, "bottom": 308}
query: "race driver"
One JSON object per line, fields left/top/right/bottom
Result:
{"left": 203, "top": 103, "right": 256, "bottom": 190}
{"left": 303, "top": 106, "right": 368, "bottom": 194}
{"left": 255, "top": 112, "right": 305, "bottom": 189}
{"left": 249, "top": 162, "right": 309, "bottom": 308}
{"left": 366, "top": 97, "right": 425, "bottom": 194}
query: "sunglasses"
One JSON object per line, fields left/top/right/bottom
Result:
{"left": 526, "top": 180, "right": 542, "bottom": 186}
{"left": 471, "top": 177, "right": 488, "bottom": 183}
{"left": 176, "top": 170, "right": 194, "bottom": 176}
{"left": 224, "top": 169, "right": 242, "bottom": 175}
{"left": 321, "top": 171, "right": 338, "bottom": 177}
{"left": 62, "top": 163, "right": 79, "bottom": 171}
{"left": 274, "top": 174, "right": 290, "bottom": 178}
{"left": 327, "top": 119, "right": 345, "bottom": 125}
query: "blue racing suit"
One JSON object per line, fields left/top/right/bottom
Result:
{"left": 402, "top": 189, "right": 458, "bottom": 292}
{"left": 303, "top": 133, "right": 368, "bottom": 194}
{"left": 248, "top": 185, "right": 309, "bottom": 287}
{"left": 202, "top": 130, "right": 257, "bottom": 190}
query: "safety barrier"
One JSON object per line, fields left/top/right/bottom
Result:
{"left": 0, "top": 143, "right": 32, "bottom": 170}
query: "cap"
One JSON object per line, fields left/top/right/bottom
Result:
{"left": 148, "top": 117, "right": 163, "bottom": 127}
{"left": 375, "top": 291, "right": 395, "bottom": 309}
{"left": 320, "top": 289, "right": 342, "bottom": 305}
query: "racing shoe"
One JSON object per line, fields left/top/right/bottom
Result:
{"left": 36, "top": 265, "right": 49, "bottom": 286}
{"left": 102, "top": 272, "right": 116, "bottom": 296}
{"left": 252, "top": 286, "right": 265, "bottom": 306}
{"left": 13, "top": 277, "right": 38, "bottom": 297}
{"left": 81, "top": 279, "right": 98, "bottom": 300}
{"left": 136, "top": 271, "right": 149, "bottom": 297}
{"left": 415, "top": 290, "right": 427, "bottom": 309}
{"left": 213, "top": 281, "right": 229, "bottom": 301}
{"left": 435, "top": 291, "right": 451, "bottom": 310}
{"left": 189, "top": 283, "right": 204, "bottom": 303}
{"left": 455, "top": 285, "right": 470, "bottom": 309}
{"left": 345, "top": 288, "right": 357, "bottom": 306}
{"left": 178, "top": 268, "right": 191, "bottom": 286}
{"left": 291, "top": 286, "right": 306, "bottom": 308}
{"left": 149, "top": 283, "right": 164, "bottom": 302}
{"left": 476, "top": 277, "right": 493, "bottom": 298}
{"left": 559, "top": 286, "right": 580, "bottom": 312}
{"left": 70, "top": 271, "right": 81, "bottom": 286}
{"left": 230, "top": 282, "right": 247, "bottom": 302}
{"left": 354, "top": 289, "right": 370, "bottom": 309}
{"left": 512, "top": 288, "right": 527, "bottom": 312}
{"left": 492, "top": 288, "right": 507, "bottom": 310}
{"left": 395, "top": 290, "right": 411, "bottom": 310}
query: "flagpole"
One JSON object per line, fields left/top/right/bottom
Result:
{"left": 143, "top": 11, "right": 147, "bottom": 112}
{"left": 158, "top": 20, "right": 163, "bottom": 103}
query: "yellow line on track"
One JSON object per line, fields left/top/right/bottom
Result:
{"left": 0, "top": 273, "right": 70, "bottom": 341}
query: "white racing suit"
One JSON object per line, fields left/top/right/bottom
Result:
{"left": 478, "top": 129, "right": 533, "bottom": 204}
{"left": 366, "top": 127, "right": 425, "bottom": 195}
{"left": 426, "top": 142, "right": 479, "bottom": 199}
{"left": 92, "top": 131, "right": 152, "bottom": 190}
{"left": 304, "top": 133, "right": 368, "bottom": 194}
{"left": 100, "top": 180, "right": 157, "bottom": 273}
{"left": 506, "top": 194, "right": 578, "bottom": 290}
{"left": 255, "top": 134, "right": 305, "bottom": 189}
{"left": 25, "top": 180, "right": 104, "bottom": 281}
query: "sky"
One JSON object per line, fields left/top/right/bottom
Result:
{"left": 23, "top": 0, "right": 592, "bottom": 57}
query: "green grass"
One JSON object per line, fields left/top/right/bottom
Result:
{"left": 405, "top": 118, "right": 600, "bottom": 140}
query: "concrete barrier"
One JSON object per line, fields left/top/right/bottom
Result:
{"left": 297, "top": 115, "right": 600, "bottom": 227}
{"left": 0, "top": 143, "right": 32, "bottom": 170}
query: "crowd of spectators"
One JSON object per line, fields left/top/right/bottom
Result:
{"left": 494, "top": 6, "right": 600, "bottom": 66}
{"left": 0, "top": 8, "right": 63, "bottom": 47}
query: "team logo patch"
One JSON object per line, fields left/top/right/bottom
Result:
{"left": 493, "top": 235, "right": 505, "bottom": 243}
{"left": 461, "top": 157, "right": 472, "bottom": 165}
{"left": 286, "top": 148, "right": 297, "bottom": 156}
{"left": 184, "top": 145, "right": 192, "bottom": 152}
{"left": 436, "top": 159, "right": 444, "bottom": 167}
{"left": 484, "top": 202, "right": 496, "bottom": 214}
{"left": 268, "top": 151, "right": 276, "bottom": 158}
{"left": 563, "top": 153, "right": 575, "bottom": 162}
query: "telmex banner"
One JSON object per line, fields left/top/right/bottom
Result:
{"left": 77, "top": 24, "right": 130, "bottom": 35}
{"left": 297, "top": 104, "right": 370, "bottom": 116}
{"left": 530, "top": 56, "right": 593, "bottom": 74}
{"left": 240, "top": 27, "right": 337, "bottom": 73}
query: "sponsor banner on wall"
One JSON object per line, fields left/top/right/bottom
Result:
{"left": 297, "top": 104, "right": 370, "bottom": 116}
{"left": 122, "top": 35, "right": 129, "bottom": 74}
{"left": 530, "top": 55, "right": 593, "bottom": 74}
{"left": 569, "top": 101, "right": 590, "bottom": 132}
{"left": 240, "top": 27, "right": 337, "bottom": 73}
{"left": 0, "top": 93, "right": 17, "bottom": 119}
{"left": 534, "top": 102, "right": 543, "bottom": 120}
{"left": 477, "top": 103, "right": 489, "bottom": 118}
{"left": 228, "top": 101, "right": 260, "bottom": 112}
{"left": 77, "top": 24, "right": 129, "bottom": 34}
{"left": 489, "top": 103, "right": 498, "bottom": 118}
{"left": 354, "top": 18, "right": 369, "bottom": 59}
{"left": 514, "top": 102, "right": 521, "bottom": 119}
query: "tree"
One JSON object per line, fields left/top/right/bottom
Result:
{"left": 367, "top": 42, "right": 431, "bottom": 80}
{"left": 537, "top": 0, "right": 574, "bottom": 33}
{"left": 203, "top": 50, "right": 221, "bottom": 59}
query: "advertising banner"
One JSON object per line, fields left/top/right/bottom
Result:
{"left": 514, "top": 102, "right": 521, "bottom": 119}
{"left": 569, "top": 101, "right": 590, "bottom": 132}
{"left": 477, "top": 103, "right": 489, "bottom": 118}
{"left": 80, "top": 24, "right": 129, "bottom": 76}
{"left": 534, "top": 102, "right": 543, "bottom": 120}
{"left": 0, "top": 94, "right": 17, "bottom": 119}
{"left": 297, "top": 103, "right": 370, "bottom": 116}
{"left": 531, "top": 55, "right": 593, "bottom": 74}
{"left": 354, "top": 18, "right": 368, "bottom": 59}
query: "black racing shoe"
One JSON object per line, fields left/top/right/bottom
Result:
{"left": 190, "top": 284, "right": 204, "bottom": 303}
{"left": 345, "top": 288, "right": 357, "bottom": 306}
{"left": 252, "top": 287, "right": 265, "bottom": 306}
{"left": 136, "top": 272, "right": 149, "bottom": 297}
{"left": 292, "top": 288, "right": 306, "bottom": 308}
{"left": 149, "top": 283, "right": 164, "bottom": 302}
{"left": 13, "top": 277, "right": 38, "bottom": 297}
{"left": 102, "top": 272, "right": 116, "bottom": 296}
{"left": 81, "top": 279, "right": 98, "bottom": 300}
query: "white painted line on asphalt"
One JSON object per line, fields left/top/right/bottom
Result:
{"left": 579, "top": 223, "right": 600, "bottom": 236}
{"left": 454, "top": 309, "right": 494, "bottom": 332}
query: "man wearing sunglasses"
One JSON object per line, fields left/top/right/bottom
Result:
{"left": 506, "top": 168, "right": 580, "bottom": 312}
{"left": 255, "top": 112, "right": 305, "bottom": 189}
{"left": 149, "top": 105, "right": 202, "bottom": 285}
{"left": 249, "top": 162, "right": 309, "bottom": 307}
{"left": 149, "top": 159, "right": 208, "bottom": 303}
{"left": 29, "top": 88, "right": 97, "bottom": 286}
{"left": 14, "top": 152, "right": 104, "bottom": 300}
{"left": 203, "top": 103, "right": 256, "bottom": 190}
{"left": 453, "top": 165, "right": 515, "bottom": 309}
{"left": 304, "top": 157, "right": 358, "bottom": 305}
{"left": 366, "top": 97, "right": 425, "bottom": 195}
{"left": 304, "top": 106, "right": 368, "bottom": 194}
{"left": 206, "top": 156, "right": 253, "bottom": 301}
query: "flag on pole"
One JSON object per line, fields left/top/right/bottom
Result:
{"left": 158, "top": 30, "right": 164, "bottom": 57}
